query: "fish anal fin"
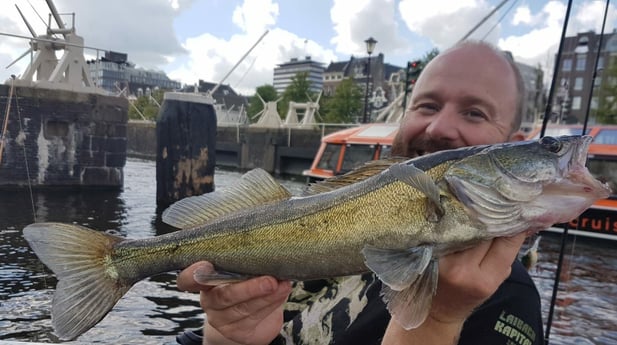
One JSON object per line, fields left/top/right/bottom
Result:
{"left": 390, "top": 163, "right": 445, "bottom": 222}
{"left": 163, "top": 168, "right": 292, "bottom": 229}
{"left": 193, "top": 268, "right": 255, "bottom": 285}
{"left": 381, "top": 259, "right": 439, "bottom": 330}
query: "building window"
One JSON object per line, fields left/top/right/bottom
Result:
{"left": 572, "top": 96, "right": 581, "bottom": 110}
{"left": 591, "top": 96, "right": 598, "bottom": 110}
{"left": 598, "top": 56, "right": 604, "bottom": 70}
{"left": 574, "top": 77, "right": 583, "bottom": 91}
{"left": 562, "top": 58, "right": 572, "bottom": 71}
{"left": 576, "top": 55, "right": 586, "bottom": 71}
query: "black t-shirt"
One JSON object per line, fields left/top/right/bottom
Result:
{"left": 280, "top": 260, "right": 543, "bottom": 345}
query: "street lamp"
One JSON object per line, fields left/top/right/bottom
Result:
{"left": 362, "top": 37, "right": 377, "bottom": 123}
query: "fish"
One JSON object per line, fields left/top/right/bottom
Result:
{"left": 23, "top": 135, "right": 610, "bottom": 340}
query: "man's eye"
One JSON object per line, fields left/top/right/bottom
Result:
{"left": 416, "top": 103, "right": 439, "bottom": 112}
{"left": 463, "top": 109, "right": 487, "bottom": 120}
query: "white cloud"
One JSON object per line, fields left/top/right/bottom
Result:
{"left": 398, "top": 0, "right": 499, "bottom": 49}
{"left": 331, "top": 0, "right": 409, "bottom": 57}
{"left": 570, "top": 1, "right": 617, "bottom": 35}
{"left": 511, "top": 5, "right": 532, "bottom": 26}
{"left": 232, "top": 0, "right": 279, "bottom": 33}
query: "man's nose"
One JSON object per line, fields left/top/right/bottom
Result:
{"left": 424, "top": 109, "right": 458, "bottom": 140}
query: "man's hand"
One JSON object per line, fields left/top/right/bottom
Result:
{"left": 382, "top": 233, "right": 527, "bottom": 345}
{"left": 177, "top": 262, "right": 293, "bottom": 345}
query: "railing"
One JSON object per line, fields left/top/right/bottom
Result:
{"left": 217, "top": 122, "right": 362, "bottom": 146}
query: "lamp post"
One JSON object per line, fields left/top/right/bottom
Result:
{"left": 362, "top": 37, "right": 377, "bottom": 123}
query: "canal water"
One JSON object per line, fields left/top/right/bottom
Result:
{"left": 0, "top": 158, "right": 616, "bottom": 344}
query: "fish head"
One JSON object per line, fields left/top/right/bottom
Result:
{"left": 444, "top": 135, "right": 612, "bottom": 235}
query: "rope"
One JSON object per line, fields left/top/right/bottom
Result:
{"left": 0, "top": 76, "right": 15, "bottom": 165}
{"left": 12, "top": 83, "right": 37, "bottom": 222}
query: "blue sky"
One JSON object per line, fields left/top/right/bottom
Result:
{"left": 0, "top": 0, "right": 616, "bottom": 95}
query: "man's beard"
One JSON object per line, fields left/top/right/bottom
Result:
{"left": 390, "top": 135, "right": 458, "bottom": 159}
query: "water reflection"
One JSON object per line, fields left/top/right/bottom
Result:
{"left": 0, "top": 158, "right": 616, "bottom": 344}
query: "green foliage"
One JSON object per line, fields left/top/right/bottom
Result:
{"left": 595, "top": 57, "right": 617, "bottom": 124}
{"left": 128, "top": 89, "right": 165, "bottom": 121}
{"left": 322, "top": 78, "right": 363, "bottom": 123}
{"left": 247, "top": 84, "right": 278, "bottom": 123}
{"left": 422, "top": 48, "right": 440, "bottom": 63}
{"left": 280, "top": 72, "right": 315, "bottom": 118}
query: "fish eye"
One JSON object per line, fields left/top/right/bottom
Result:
{"left": 540, "top": 136, "right": 562, "bottom": 153}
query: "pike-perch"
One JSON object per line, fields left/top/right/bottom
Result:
{"left": 23, "top": 135, "right": 610, "bottom": 340}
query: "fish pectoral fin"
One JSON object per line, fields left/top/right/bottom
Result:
{"left": 390, "top": 163, "right": 445, "bottom": 221}
{"left": 162, "top": 168, "right": 292, "bottom": 229}
{"left": 381, "top": 259, "right": 439, "bottom": 330}
{"left": 193, "top": 268, "right": 255, "bottom": 285}
{"left": 362, "top": 245, "right": 433, "bottom": 291}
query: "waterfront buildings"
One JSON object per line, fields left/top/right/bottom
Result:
{"left": 273, "top": 56, "right": 325, "bottom": 94}
{"left": 87, "top": 51, "right": 181, "bottom": 96}
{"left": 550, "top": 30, "right": 617, "bottom": 124}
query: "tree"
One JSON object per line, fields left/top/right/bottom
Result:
{"left": 595, "top": 56, "right": 617, "bottom": 124}
{"left": 280, "top": 72, "right": 314, "bottom": 118}
{"left": 322, "top": 78, "right": 363, "bottom": 123}
{"left": 247, "top": 84, "right": 278, "bottom": 122}
{"left": 128, "top": 88, "right": 165, "bottom": 121}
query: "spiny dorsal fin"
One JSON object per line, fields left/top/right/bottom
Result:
{"left": 304, "top": 157, "right": 407, "bottom": 195}
{"left": 162, "top": 168, "right": 292, "bottom": 229}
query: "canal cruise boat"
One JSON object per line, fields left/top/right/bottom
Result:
{"left": 303, "top": 123, "right": 617, "bottom": 240}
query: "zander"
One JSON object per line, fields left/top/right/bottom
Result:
{"left": 23, "top": 135, "right": 610, "bottom": 340}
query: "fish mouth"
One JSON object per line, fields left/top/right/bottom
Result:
{"left": 559, "top": 136, "right": 611, "bottom": 199}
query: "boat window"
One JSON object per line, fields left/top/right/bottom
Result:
{"left": 340, "top": 144, "right": 376, "bottom": 173}
{"left": 593, "top": 129, "right": 617, "bottom": 145}
{"left": 529, "top": 127, "right": 589, "bottom": 139}
{"left": 379, "top": 145, "right": 392, "bottom": 159}
{"left": 587, "top": 156, "right": 617, "bottom": 198}
{"left": 317, "top": 144, "right": 341, "bottom": 172}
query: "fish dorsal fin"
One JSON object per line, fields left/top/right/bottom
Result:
{"left": 362, "top": 245, "right": 439, "bottom": 329}
{"left": 304, "top": 157, "right": 407, "bottom": 195}
{"left": 390, "top": 163, "right": 445, "bottom": 222}
{"left": 162, "top": 168, "right": 292, "bottom": 229}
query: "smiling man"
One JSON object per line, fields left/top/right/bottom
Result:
{"left": 176, "top": 40, "right": 543, "bottom": 345}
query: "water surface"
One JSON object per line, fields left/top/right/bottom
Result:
{"left": 0, "top": 158, "right": 615, "bottom": 344}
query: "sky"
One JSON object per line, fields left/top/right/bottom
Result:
{"left": 0, "top": 0, "right": 616, "bottom": 95}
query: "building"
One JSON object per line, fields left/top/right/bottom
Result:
{"left": 323, "top": 53, "right": 403, "bottom": 122}
{"left": 273, "top": 56, "right": 325, "bottom": 94}
{"left": 513, "top": 59, "right": 545, "bottom": 131}
{"left": 550, "top": 30, "right": 617, "bottom": 124}
{"left": 87, "top": 51, "right": 181, "bottom": 96}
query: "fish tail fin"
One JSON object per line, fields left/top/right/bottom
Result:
{"left": 23, "top": 222, "right": 130, "bottom": 341}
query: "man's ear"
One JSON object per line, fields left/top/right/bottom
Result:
{"left": 508, "top": 131, "right": 526, "bottom": 142}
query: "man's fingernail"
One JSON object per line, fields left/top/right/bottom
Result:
{"left": 260, "top": 278, "right": 275, "bottom": 293}
{"left": 193, "top": 263, "right": 214, "bottom": 285}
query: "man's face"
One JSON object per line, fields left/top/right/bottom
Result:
{"left": 392, "top": 45, "right": 523, "bottom": 158}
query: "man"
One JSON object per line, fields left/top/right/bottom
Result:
{"left": 176, "top": 40, "right": 544, "bottom": 345}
